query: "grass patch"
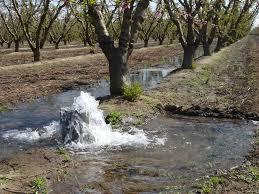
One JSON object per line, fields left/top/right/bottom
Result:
{"left": 194, "top": 176, "right": 224, "bottom": 193}
{"left": 123, "top": 83, "right": 143, "bottom": 102}
{"left": 0, "top": 104, "right": 8, "bottom": 112}
{"left": 56, "top": 147, "right": 71, "bottom": 162}
{"left": 31, "top": 177, "right": 48, "bottom": 194}
{"left": 192, "top": 63, "right": 198, "bottom": 69}
{"left": 0, "top": 176, "right": 8, "bottom": 187}
{"left": 105, "top": 111, "right": 122, "bottom": 125}
{"left": 235, "top": 166, "right": 259, "bottom": 183}
{"left": 189, "top": 66, "right": 211, "bottom": 88}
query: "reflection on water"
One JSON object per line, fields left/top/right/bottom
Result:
{"left": 130, "top": 68, "right": 174, "bottom": 89}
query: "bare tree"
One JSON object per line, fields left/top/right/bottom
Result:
{"left": 11, "top": 0, "right": 66, "bottom": 61}
{"left": 164, "top": 0, "right": 203, "bottom": 69}
{"left": 87, "top": 0, "right": 150, "bottom": 95}
{"left": 71, "top": 4, "right": 95, "bottom": 47}
{"left": 0, "top": 0, "right": 23, "bottom": 52}
{"left": 49, "top": 8, "right": 76, "bottom": 49}
{"left": 139, "top": 5, "right": 163, "bottom": 47}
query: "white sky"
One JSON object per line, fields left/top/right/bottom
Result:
{"left": 254, "top": 15, "right": 259, "bottom": 27}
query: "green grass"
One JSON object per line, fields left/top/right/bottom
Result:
{"left": 0, "top": 176, "right": 8, "bottom": 186}
{"left": 56, "top": 147, "right": 71, "bottom": 162}
{"left": 105, "top": 111, "right": 122, "bottom": 125}
{"left": 31, "top": 177, "right": 48, "bottom": 194}
{"left": 189, "top": 66, "right": 211, "bottom": 88}
{"left": 194, "top": 176, "right": 224, "bottom": 193}
{"left": 192, "top": 63, "right": 198, "bottom": 69}
{"left": 0, "top": 105, "right": 8, "bottom": 112}
{"left": 123, "top": 83, "right": 143, "bottom": 102}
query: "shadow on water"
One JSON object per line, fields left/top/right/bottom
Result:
{"left": 50, "top": 115, "right": 256, "bottom": 193}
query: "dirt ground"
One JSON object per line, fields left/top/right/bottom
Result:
{"left": 0, "top": 29, "right": 259, "bottom": 193}
{"left": 0, "top": 41, "right": 170, "bottom": 66}
{"left": 0, "top": 47, "right": 98, "bottom": 67}
{"left": 0, "top": 44, "right": 182, "bottom": 109}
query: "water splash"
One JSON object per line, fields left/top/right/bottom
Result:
{"left": 2, "top": 121, "right": 60, "bottom": 142}
{"left": 1, "top": 92, "right": 164, "bottom": 150}
{"left": 62, "top": 91, "right": 151, "bottom": 149}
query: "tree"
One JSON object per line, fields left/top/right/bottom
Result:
{"left": 0, "top": 26, "right": 13, "bottom": 48}
{"left": 0, "top": 0, "right": 23, "bottom": 52}
{"left": 49, "top": 8, "right": 76, "bottom": 49}
{"left": 152, "top": 18, "right": 172, "bottom": 45}
{"left": 87, "top": 0, "right": 150, "bottom": 95}
{"left": 11, "top": 0, "right": 66, "bottom": 61}
{"left": 71, "top": 4, "right": 95, "bottom": 46}
{"left": 139, "top": 5, "right": 163, "bottom": 47}
{"left": 199, "top": 0, "right": 222, "bottom": 56}
{"left": 164, "top": 0, "right": 204, "bottom": 69}
{"left": 215, "top": 0, "right": 258, "bottom": 51}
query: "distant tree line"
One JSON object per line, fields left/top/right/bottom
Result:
{"left": 0, "top": 0, "right": 258, "bottom": 94}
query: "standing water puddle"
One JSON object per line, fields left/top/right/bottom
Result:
{"left": 50, "top": 115, "right": 256, "bottom": 193}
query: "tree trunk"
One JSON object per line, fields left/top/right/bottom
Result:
{"left": 55, "top": 42, "right": 59, "bottom": 49}
{"left": 83, "top": 39, "right": 87, "bottom": 47}
{"left": 144, "top": 39, "right": 148, "bottom": 47}
{"left": 182, "top": 46, "right": 195, "bottom": 69}
{"left": 40, "top": 42, "right": 45, "bottom": 49}
{"left": 14, "top": 40, "right": 20, "bottom": 52}
{"left": 215, "top": 37, "right": 223, "bottom": 52}
{"left": 7, "top": 42, "right": 12, "bottom": 48}
{"left": 159, "top": 39, "right": 164, "bottom": 45}
{"left": 33, "top": 47, "right": 41, "bottom": 62}
{"left": 203, "top": 44, "right": 211, "bottom": 56}
{"left": 63, "top": 40, "right": 67, "bottom": 45}
{"left": 108, "top": 49, "right": 128, "bottom": 95}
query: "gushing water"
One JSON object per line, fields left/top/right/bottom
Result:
{"left": 1, "top": 92, "right": 163, "bottom": 150}
{"left": 61, "top": 91, "right": 152, "bottom": 149}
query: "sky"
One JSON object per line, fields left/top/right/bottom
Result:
{"left": 255, "top": 15, "right": 259, "bottom": 27}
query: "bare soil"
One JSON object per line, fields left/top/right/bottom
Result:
{"left": 0, "top": 44, "right": 182, "bottom": 108}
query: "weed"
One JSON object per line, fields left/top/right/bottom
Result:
{"left": 31, "top": 177, "right": 48, "bottom": 194}
{"left": 0, "top": 105, "right": 8, "bottom": 112}
{"left": 201, "top": 181, "right": 213, "bottom": 193}
{"left": 190, "top": 66, "right": 211, "bottom": 88}
{"left": 0, "top": 176, "right": 8, "bottom": 186}
{"left": 105, "top": 111, "right": 122, "bottom": 125}
{"left": 123, "top": 83, "right": 143, "bottom": 102}
{"left": 198, "top": 176, "right": 224, "bottom": 193}
{"left": 248, "top": 166, "right": 259, "bottom": 181}
{"left": 56, "top": 167, "right": 68, "bottom": 182}
{"left": 56, "top": 147, "right": 71, "bottom": 162}
{"left": 192, "top": 63, "right": 198, "bottom": 69}
{"left": 56, "top": 147, "right": 67, "bottom": 155}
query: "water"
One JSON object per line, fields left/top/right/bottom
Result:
{"left": 0, "top": 67, "right": 175, "bottom": 132}
{"left": 50, "top": 115, "right": 256, "bottom": 193}
{"left": 0, "top": 67, "right": 175, "bottom": 158}
{"left": 61, "top": 91, "right": 161, "bottom": 149}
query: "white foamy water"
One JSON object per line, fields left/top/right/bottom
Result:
{"left": 64, "top": 92, "right": 153, "bottom": 149}
{"left": 1, "top": 121, "right": 60, "bottom": 142}
{"left": 1, "top": 92, "right": 165, "bottom": 149}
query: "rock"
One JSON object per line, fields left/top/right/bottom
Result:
{"left": 60, "top": 108, "right": 95, "bottom": 144}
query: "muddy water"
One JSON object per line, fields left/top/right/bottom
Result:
{"left": 50, "top": 115, "right": 255, "bottom": 193}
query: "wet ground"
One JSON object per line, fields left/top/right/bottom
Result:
{"left": 50, "top": 115, "right": 256, "bottom": 193}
